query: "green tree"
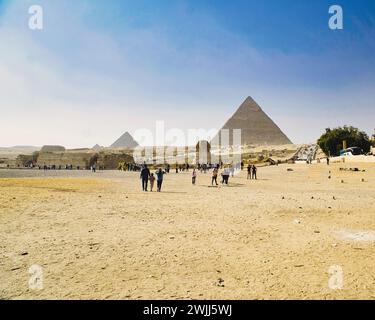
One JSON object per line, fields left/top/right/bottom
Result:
{"left": 317, "top": 126, "right": 371, "bottom": 157}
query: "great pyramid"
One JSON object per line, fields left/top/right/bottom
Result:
{"left": 212, "top": 96, "right": 292, "bottom": 146}
{"left": 110, "top": 132, "right": 139, "bottom": 149}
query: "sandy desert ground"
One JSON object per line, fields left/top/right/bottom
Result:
{"left": 1, "top": 163, "right": 374, "bottom": 300}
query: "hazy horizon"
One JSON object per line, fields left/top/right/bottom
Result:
{"left": 1, "top": 0, "right": 375, "bottom": 148}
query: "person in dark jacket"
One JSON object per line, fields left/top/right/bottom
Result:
{"left": 247, "top": 164, "right": 252, "bottom": 179}
{"left": 140, "top": 165, "right": 151, "bottom": 191}
{"left": 252, "top": 165, "right": 257, "bottom": 180}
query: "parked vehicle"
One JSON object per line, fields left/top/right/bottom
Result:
{"left": 339, "top": 147, "right": 363, "bottom": 156}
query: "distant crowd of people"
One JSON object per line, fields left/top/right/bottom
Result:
{"left": 135, "top": 161, "right": 258, "bottom": 192}
{"left": 38, "top": 163, "right": 101, "bottom": 171}
{"left": 25, "top": 159, "right": 260, "bottom": 193}
{"left": 40, "top": 164, "right": 76, "bottom": 170}
{"left": 193, "top": 162, "right": 256, "bottom": 186}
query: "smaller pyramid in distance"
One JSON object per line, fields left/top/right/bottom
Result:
{"left": 110, "top": 132, "right": 139, "bottom": 149}
{"left": 92, "top": 144, "right": 104, "bottom": 151}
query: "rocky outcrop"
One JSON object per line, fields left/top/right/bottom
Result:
{"left": 96, "top": 151, "right": 134, "bottom": 169}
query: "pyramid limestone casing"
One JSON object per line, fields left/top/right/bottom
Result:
{"left": 110, "top": 132, "right": 139, "bottom": 149}
{"left": 212, "top": 97, "right": 292, "bottom": 146}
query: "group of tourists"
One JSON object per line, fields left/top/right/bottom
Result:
{"left": 191, "top": 165, "right": 222, "bottom": 186}
{"left": 138, "top": 162, "right": 258, "bottom": 192}
{"left": 175, "top": 163, "right": 189, "bottom": 173}
{"left": 140, "top": 165, "right": 165, "bottom": 192}
{"left": 247, "top": 164, "right": 257, "bottom": 180}
{"left": 40, "top": 164, "right": 75, "bottom": 170}
{"left": 192, "top": 163, "right": 258, "bottom": 186}
{"left": 196, "top": 162, "right": 225, "bottom": 173}
{"left": 123, "top": 163, "right": 143, "bottom": 172}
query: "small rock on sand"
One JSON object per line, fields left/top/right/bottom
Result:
{"left": 216, "top": 278, "right": 225, "bottom": 287}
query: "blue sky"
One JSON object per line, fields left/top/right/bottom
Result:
{"left": 0, "top": 0, "right": 374, "bottom": 147}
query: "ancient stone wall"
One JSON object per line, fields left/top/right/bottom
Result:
{"left": 40, "top": 145, "right": 66, "bottom": 153}
{"left": 96, "top": 152, "right": 134, "bottom": 170}
{"left": 36, "top": 151, "right": 95, "bottom": 169}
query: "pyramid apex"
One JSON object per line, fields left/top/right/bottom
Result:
{"left": 237, "top": 96, "right": 261, "bottom": 112}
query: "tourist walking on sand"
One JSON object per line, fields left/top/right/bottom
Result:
{"left": 230, "top": 166, "right": 235, "bottom": 177}
{"left": 156, "top": 168, "right": 165, "bottom": 192}
{"left": 247, "top": 164, "right": 252, "bottom": 179}
{"left": 140, "top": 164, "right": 151, "bottom": 191}
{"left": 212, "top": 167, "right": 219, "bottom": 186}
{"left": 192, "top": 169, "right": 197, "bottom": 185}
{"left": 221, "top": 167, "right": 230, "bottom": 185}
{"left": 149, "top": 173, "right": 155, "bottom": 192}
{"left": 252, "top": 165, "right": 257, "bottom": 180}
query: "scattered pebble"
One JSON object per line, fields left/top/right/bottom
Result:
{"left": 216, "top": 278, "right": 225, "bottom": 287}
{"left": 11, "top": 267, "right": 21, "bottom": 271}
